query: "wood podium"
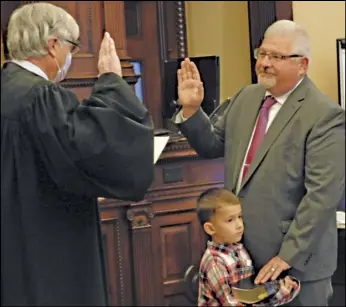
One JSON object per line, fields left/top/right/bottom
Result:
{"left": 100, "top": 140, "right": 224, "bottom": 306}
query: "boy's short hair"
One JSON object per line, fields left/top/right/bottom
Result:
{"left": 196, "top": 187, "right": 240, "bottom": 226}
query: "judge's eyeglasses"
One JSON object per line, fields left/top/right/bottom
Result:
{"left": 64, "top": 39, "right": 80, "bottom": 55}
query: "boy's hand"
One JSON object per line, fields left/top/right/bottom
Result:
{"left": 282, "top": 276, "right": 296, "bottom": 292}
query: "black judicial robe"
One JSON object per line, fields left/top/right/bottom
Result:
{"left": 1, "top": 63, "right": 154, "bottom": 306}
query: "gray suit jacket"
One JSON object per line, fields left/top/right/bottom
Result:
{"left": 173, "top": 77, "right": 345, "bottom": 281}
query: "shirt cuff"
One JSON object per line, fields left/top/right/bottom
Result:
{"left": 173, "top": 109, "right": 187, "bottom": 124}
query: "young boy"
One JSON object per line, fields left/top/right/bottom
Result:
{"left": 197, "top": 188, "right": 300, "bottom": 306}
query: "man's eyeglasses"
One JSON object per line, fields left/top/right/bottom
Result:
{"left": 254, "top": 48, "right": 303, "bottom": 62}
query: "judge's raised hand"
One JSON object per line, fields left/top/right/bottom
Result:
{"left": 177, "top": 58, "right": 204, "bottom": 118}
{"left": 98, "top": 32, "right": 122, "bottom": 77}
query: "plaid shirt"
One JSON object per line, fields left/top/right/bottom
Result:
{"left": 198, "top": 241, "right": 300, "bottom": 306}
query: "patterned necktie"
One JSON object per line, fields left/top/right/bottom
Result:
{"left": 242, "top": 96, "right": 277, "bottom": 182}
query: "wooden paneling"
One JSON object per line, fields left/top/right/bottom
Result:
{"left": 153, "top": 210, "right": 201, "bottom": 306}
{"left": 54, "top": 0, "right": 138, "bottom": 98}
{"left": 1, "top": 1, "right": 189, "bottom": 129}
{"left": 101, "top": 207, "right": 133, "bottom": 306}
{"left": 102, "top": 219, "right": 123, "bottom": 306}
{"left": 100, "top": 145, "right": 223, "bottom": 306}
{"left": 247, "top": 1, "right": 293, "bottom": 83}
{"left": 158, "top": 1, "right": 189, "bottom": 60}
{"left": 125, "top": 1, "right": 163, "bottom": 128}
{"left": 275, "top": 1, "right": 293, "bottom": 21}
{"left": 34, "top": 1, "right": 103, "bottom": 79}
{"left": 126, "top": 203, "right": 158, "bottom": 306}
{"left": 103, "top": 1, "right": 138, "bottom": 85}
{"left": 1, "top": 2, "right": 218, "bottom": 305}
{"left": 124, "top": 1, "right": 189, "bottom": 129}
{"left": 1, "top": 1, "right": 139, "bottom": 100}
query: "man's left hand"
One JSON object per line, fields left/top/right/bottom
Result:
{"left": 254, "top": 256, "right": 291, "bottom": 284}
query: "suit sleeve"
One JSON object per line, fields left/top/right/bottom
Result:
{"left": 27, "top": 73, "right": 154, "bottom": 201}
{"left": 278, "top": 107, "right": 345, "bottom": 271}
{"left": 171, "top": 89, "right": 243, "bottom": 159}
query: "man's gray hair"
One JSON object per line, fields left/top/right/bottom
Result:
{"left": 7, "top": 2, "right": 80, "bottom": 61}
{"left": 264, "top": 20, "right": 311, "bottom": 60}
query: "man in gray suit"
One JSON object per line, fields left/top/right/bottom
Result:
{"left": 172, "top": 20, "right": 345, "bottom": 306}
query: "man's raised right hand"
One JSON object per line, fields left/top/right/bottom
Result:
{"left": 177, "top": 58, "right": 204, "bottom": 119}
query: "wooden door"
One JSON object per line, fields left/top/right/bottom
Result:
{"left": 152, "top": 208, "right": 205, "bottom": 306}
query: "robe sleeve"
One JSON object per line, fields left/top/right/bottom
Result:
{"left": 26, "top": 73, "right": 154, "bottom": 201}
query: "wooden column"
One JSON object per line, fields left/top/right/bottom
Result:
{"left": 126, "top": 204, "right": 158, "bottom": 306}
{"left": 103, "top": 1, "right": 138, "bottom": 86}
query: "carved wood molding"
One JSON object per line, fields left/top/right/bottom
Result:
{"left": 147, "top": 181, "right": 224, "bottom": 201}
{"left": 158, "top": 140, "right": 197, "bottom": 161}
{"left": 120, "top": 57, "right": 140, "bottom": 85}
{"left": 126, "top": 206, "right": 154, "bottom": 229}
{"left": 165, "top": 139, "right": 191, "bottom": 152}
{"left": 60, "top": 78, "right": 97, "bottom": 88}
{"left": 99, "top": 180, "right": 224, "bottom": 210}
{"left": 157, "top": 138, "right": 218, "bottom": 162}
{"left": 157, "top": 2, "right": 168, "bottom": 63}
{"left": 101, "top": 218, "right": 125, "bottom": 306}
{"left": 59, "top": 70, "right": 138, "bottom": 89}
{"left": 157, "top": 1, "right": 188, "bottom": 61}
{"left": 174, "top": 1, "right": 188, "bottom": 58}
{"left": 128, "top": 206, "right": 157, "bottom": 305}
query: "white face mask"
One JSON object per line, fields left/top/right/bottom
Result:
{"left": 54, "top": 52, "right": 72, "bottom": 83}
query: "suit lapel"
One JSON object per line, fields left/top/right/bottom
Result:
{"left": 231, "top": 87, "right": 265, "bottom": 189}
{"left": 240, "top": 78, "right": 309, "bottom": 190}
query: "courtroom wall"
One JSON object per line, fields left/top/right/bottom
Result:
{"left": 293, "top": 1, "right": 345, "bottom": 103}
{"left": 185, "top": 1, "right": 252, "bottom": 102}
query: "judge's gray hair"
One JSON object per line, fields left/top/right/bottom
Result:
{"left": 264, "top": 20, "right": 311, "bottom": 60}
{"left": 7, "top": 2, "right": 79, "bottom": 61}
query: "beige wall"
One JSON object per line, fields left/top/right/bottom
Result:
{"left": 185, "top": 1, "right": 252, "bottom": 102}
{"left": 293, "top": 1, "right": 345, "bottom": 102}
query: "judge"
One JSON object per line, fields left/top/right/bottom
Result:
{"left": 1, "top": 2, "right": 154, "bottom": 306}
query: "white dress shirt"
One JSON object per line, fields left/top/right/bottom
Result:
{"left": 235, "top": 79, "right": 303, "bottom": 193}
{"left": 10, "top": 59, "right": 49, "bottom": 81}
